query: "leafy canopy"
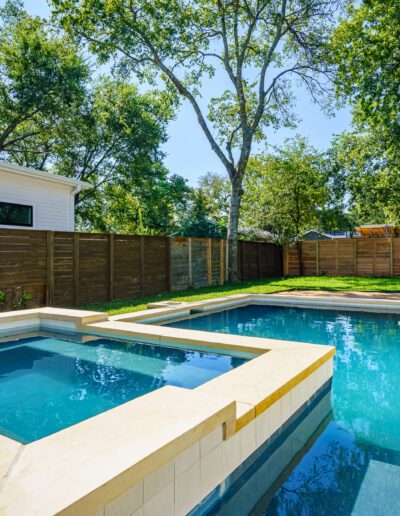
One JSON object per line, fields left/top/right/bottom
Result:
{"left": 241, "top": 137, "right": 343, "bottom": 242}
{"left": 333, "top": 0, "right": 400, "bottom": 153}
{"left": 0, "top": 0, "right": 88, "bottom": 154}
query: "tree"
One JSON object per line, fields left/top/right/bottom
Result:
{"left": 241, "top": 137, "right": 336, "bottom": 243}
{"left": 52, "top": 0, "right": 342, "bottom": 279}
{"left": 332, "top": 0, "right": 400, "bottom": 157}
{"left": 198, "top": 172, "right": 230, "bottom": 232}
{"left": 0, "top": 0, "right": 88, "bottom": 158}
{"left": 50, "top": 78, "right": 171, "bottom": 205}
{"left": 175, "top": 189, "right": 224, "bottom": 238}
{"left": 331, "top": 0, "right": 400, "bottom": 226}
{"left": 328, "top": 133, "right": 400, "bottom": 225}
{"left": 77, "top": 172, "right": 190, "bottom": 234}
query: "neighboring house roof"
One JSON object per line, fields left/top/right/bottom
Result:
{"left": 302, "top": 229, "right": 333, "bottom": 240}
{"left": 0, "top": 161, "right": 92, "bottom": 190}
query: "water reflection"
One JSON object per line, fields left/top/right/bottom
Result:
{"left": 0, "top": 332, "right": 245, "bottom": 443}
{"left": 171, "top": 306, "right": 400, "bottom": 515}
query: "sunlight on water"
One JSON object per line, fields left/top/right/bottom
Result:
{"left": 168, "top": 305, "right": 400, "bottom": 515}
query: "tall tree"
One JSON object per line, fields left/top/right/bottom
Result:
{"left": 0, "top": 0, "right": 88, "bottom": 157}
{"left": 241, "top": 137, "right": 339, "bottom": 242}
{"left": 52, "top": 0, "right": 341, "bottom": 279}
{"left": 333, "top": 0, "right": 400, "bottom": 155}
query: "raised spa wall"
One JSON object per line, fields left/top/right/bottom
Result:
{"left": 93, "top": 360, "right": 333, "bottom": 516}
{"left": 0, "top": 298, "right": 336, "bottom": 516}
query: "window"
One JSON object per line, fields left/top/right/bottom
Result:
{"left": 0, "top": 201, "right": 33, "bottom": 227}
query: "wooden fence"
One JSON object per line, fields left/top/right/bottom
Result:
{"left": 0, "top": 229, "right": 282, "bottom": 310}
{"left": 284, "top": 238, "right": 400, "bottom": 277}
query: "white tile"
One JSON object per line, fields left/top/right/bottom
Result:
{"left": 255, "top": 410, "right": 271, "bottom": 447}
{"left": 144, "top": 459, "right": 174, "bottom": 503}
{"left": 200, "top": 443, "right": 223, "bottom": 498}
{"left": 143, "top": 482, "right": 174, "bottom": 516}
{"left": 200, "top": 426, "right": 223, "bottom": 457}
{"left": 267, "top": 400, "right": 282, "bottom": 437}
{"left": 240, "top": 420, "right": 257, "bottom": 462}
{"left": 104, "top": 481, "right": 143, "bottom": 516}
{"left": 131, "top": 509, "right": 143, "bottom": 516}
{"left": 175, "top": 442, "right": 199, "bottom": 476}
{"left": 291, "top": 384, "right": 306, "bottom": 414}
{"left": 222, "top": 431, "right": 241, "bottom": 478}
{"left": 328, "top": 358, "right": 334, "bottom": 377}
{"left": 175, "top": 461, "right": 201, "bottom": 515}
{"left": 280, "top": 391, "right": 293, "bottom": 424}
{"left": 313, "top": 366, "right": 325, "bottom": 390}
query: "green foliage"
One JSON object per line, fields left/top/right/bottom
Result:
{"left": 197, "top": 172, "right": 231, "bottom": 230}
{"left": 241, "top": 137, "right": 347, "bottom": 242}
{"left": 333, "top": 0, "right": 400, "bottom": 148}
{"left": 332, "top": 0, "right": 400, "bottom": 226}
{"left": 328, "top": 132, "right": 400, "bottom": 224}
{"left": 0, "top": 0, "right": 88, "bottom": 156}
{"left": 52, "top": 0, "right": 342, "bottom": 266}
{"left": 0, "top": 2, "right": 188, "bottom": 235}
{"left": 175, "top": 190, "right": 225, "bottom": 238}
{"left": 11, "top": 287, "right": 31, "bottom": 310}
{"left": 78, "top": 171, "right": 190, "bottom": 235}
{"left": 0, "top": 290, "right": 5, "bottom": 303}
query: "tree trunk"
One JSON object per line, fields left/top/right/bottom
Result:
{"left": 227, "top": 183, "right": 243, "bottom": 281}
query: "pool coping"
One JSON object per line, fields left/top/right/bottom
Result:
{"left": 3, "top": 292, "right": 396, "bottom": 514}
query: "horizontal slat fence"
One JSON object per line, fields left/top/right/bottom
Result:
{"left": 284, "top": 238, "right": 400, "bottom": 277}
{"left": 0, "top": 229, "right": 283, "bottom": 310}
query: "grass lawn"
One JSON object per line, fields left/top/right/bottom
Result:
{"left": 83, "top": 276, "right": 400, "bottom": 315}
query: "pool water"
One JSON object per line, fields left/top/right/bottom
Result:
{"left": 0, "top": 332, "right": 246, "bottom": 444}
{"left": 168, "top": 304, "right": 400, "bottom": 515}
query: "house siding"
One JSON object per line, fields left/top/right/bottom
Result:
{"left": 0, "top": 169, "right": 74, "bottom": 231}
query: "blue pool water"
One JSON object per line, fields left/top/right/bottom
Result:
{"left": 168, "top": 304, "right": 400, "bottom": 515}
{"left": 0, "top": 332, "right": 245, "bottom": 443}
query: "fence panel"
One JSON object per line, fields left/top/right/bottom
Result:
{"left": 0, "top": 229, "right": 283, "bottom": 310}
{"left": 113, "top": 235, "right": 141, "bottom": 300}
{"left": 284, "top": 237, "right": 400, "bottom": 278}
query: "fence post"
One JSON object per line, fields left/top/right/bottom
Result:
{"left": 283, "top": 246, "right": 288, "bottom": 276}
{"left": 257, "top": 242, "right": 261, "bottom": 278}
{"left": 140, "top": 236, "right": 145, "bottom": 295}
{"left": 73, "top": 233, "right": 80, "bottom": 307}
{"left": 335, "top": 239, "right": 339, "bottom": 276}
{"left": 219, "top": 239, "right": 224, "bottom": 285}
{"left": 166, "top": 238, "right": 172, "bottom": 291}
{"left": 188, "top": 238, "right": 192, "bottom": 287}
{"left": 225, "top": 239, "right": 229, "bottom": 281}
{"left": 240, "top": 241, "right": 244, "bottom": 280}
{"left": 316, "top": 241, "right": 319, "bottom": 276}
{"left": 207, "top": 238, "right": 212, "bottom": 285}
{"left": 109, "top": 234, "right": 114, "bottom": 301}
{"left": 373, "top": 239, "right": 376, "bottom": 276}
{"left": 390, "top": 238, "right": 394, "bottom": 277}
{"left": 46, "top": 231, "right": 54, "bottom": 306}
{"left": 354, "top": 238, "right": 357, "bottom": 276}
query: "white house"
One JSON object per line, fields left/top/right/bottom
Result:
{"left": 0, "top": 162, "right": 92, "bottom": 231}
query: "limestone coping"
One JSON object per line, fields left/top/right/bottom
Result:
{"left": 0, "top": 294, "right": 348, "bottom": 514}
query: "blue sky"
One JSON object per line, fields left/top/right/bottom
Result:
{"left": 22, "top": 0, "right": 352, "bottom": 185}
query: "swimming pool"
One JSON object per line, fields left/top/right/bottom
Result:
{"left": 167, "top": 304, "right": 400, "bottom": 514}
{"left": 0, "top": 331, "right": 246, "bottom": 443}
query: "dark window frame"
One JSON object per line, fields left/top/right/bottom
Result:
{"left": 0, "top": 201, "right": 33, "bottom": 227}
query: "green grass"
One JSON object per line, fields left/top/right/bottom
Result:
{"left": 82, "top": 276, "right": 400, "bottom": 315}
